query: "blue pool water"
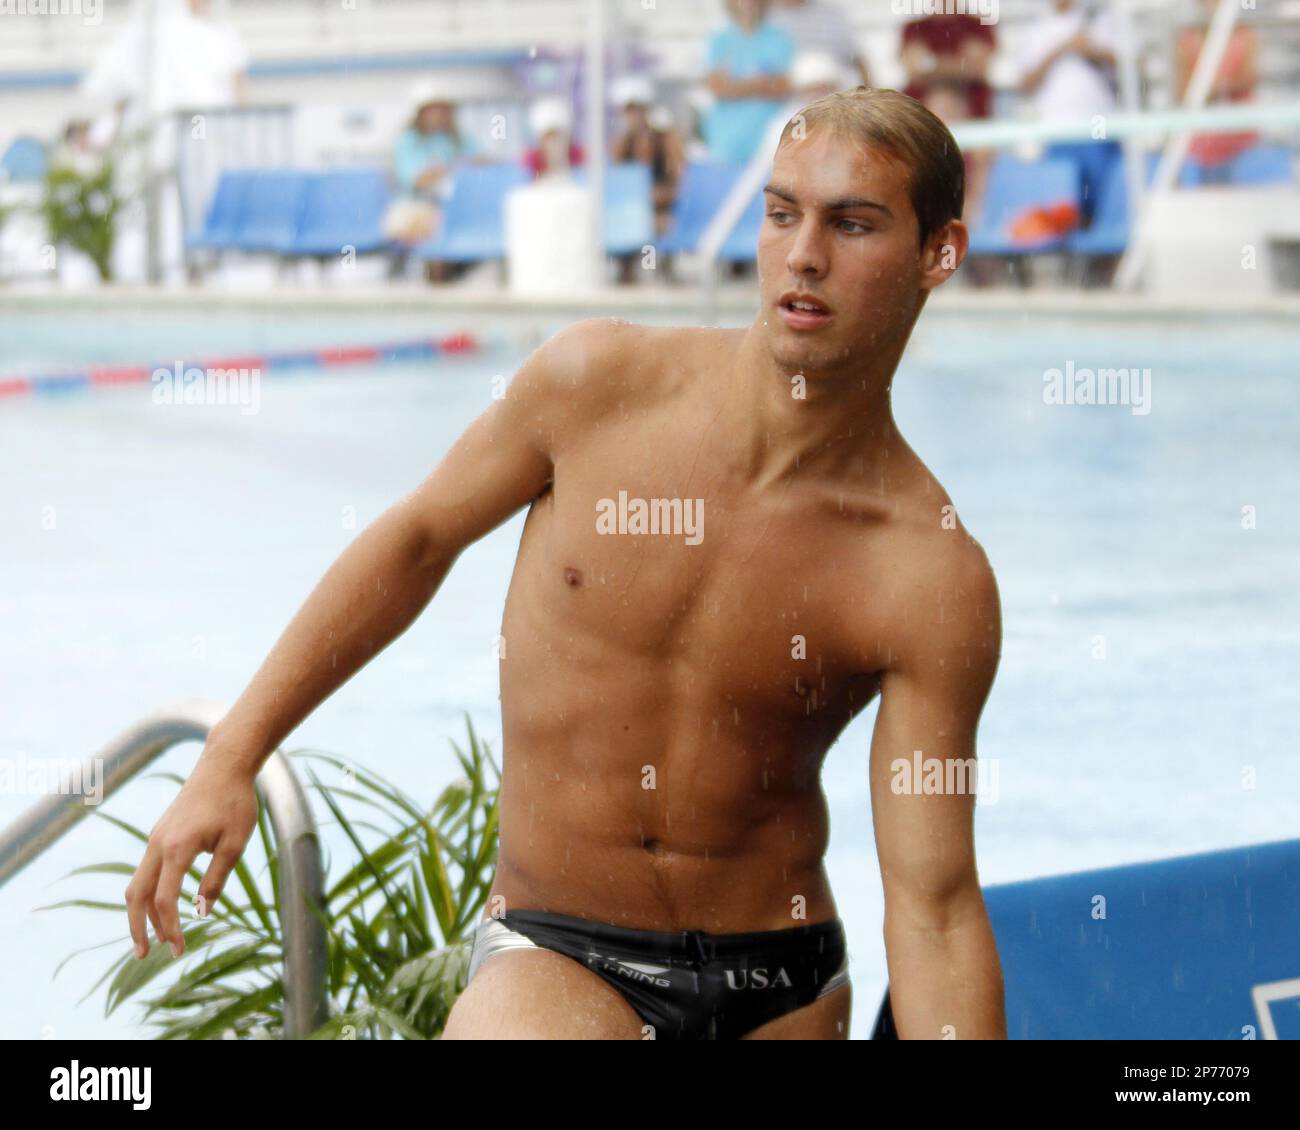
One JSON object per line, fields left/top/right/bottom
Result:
{"left": 2, "top": 308, "right": 1297, "bottom": 1038}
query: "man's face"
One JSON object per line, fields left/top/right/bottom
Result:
{"left": 756, "top": 128, "right": 957, "bottom": 377}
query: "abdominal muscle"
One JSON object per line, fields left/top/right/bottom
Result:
{"left": 483, "top": 440, "right": 870, "bottom": 934}
{"left": 491, "top": 604, "right": 842, "bottom": 935}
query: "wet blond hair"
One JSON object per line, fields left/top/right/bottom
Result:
{"left": 777, "top": 87, "right": 965, "bottom": 249}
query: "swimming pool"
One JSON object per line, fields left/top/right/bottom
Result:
{"left": 2, "top": 306, "right": 1297, "bottom": 1038}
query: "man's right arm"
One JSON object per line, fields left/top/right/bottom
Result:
{"left": 206, "top": 334, "right": 564, "bottom": 774}
{"left": 125, "top": 318, "right": 612, "bottom": 960}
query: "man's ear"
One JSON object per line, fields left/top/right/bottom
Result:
{"left": 919, "top": 220, "right": 969, "bottom": 291}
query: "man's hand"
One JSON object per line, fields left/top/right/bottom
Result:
{"left": 125, "top": 757, "right": 258, "bottom": 959}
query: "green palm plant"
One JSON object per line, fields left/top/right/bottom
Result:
{"left": 45, "top": 716, "right": 500, "bottom": 1039}
{"left": 40, "top": 160, "right": 121, "bottom": 283}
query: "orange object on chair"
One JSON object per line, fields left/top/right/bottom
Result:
{"left": 1009, "top": 202, "right": 1081, "bottom": 244}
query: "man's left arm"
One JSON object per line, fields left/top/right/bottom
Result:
{"left": 867, "top": 536, "right": 1006, "bottom": 1039}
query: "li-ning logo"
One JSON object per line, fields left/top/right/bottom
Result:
{"left": 595, "top": 490, "right": 704, "bottom": 545}
{"left": 725, "top": 967, "right": 794, "bottom": 990}
{"left": 49, "top": 1061, "right": 150, "bottom": 1109}
{"left": 590, "top": 951, "right": 673, "bottom": 988}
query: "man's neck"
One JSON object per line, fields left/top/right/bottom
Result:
{"left": 725, "top": 322, "right": 909, "bottom": 489}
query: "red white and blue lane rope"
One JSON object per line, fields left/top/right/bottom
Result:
{"left": 0, "top": 333, "right": 483, "bottom": 400}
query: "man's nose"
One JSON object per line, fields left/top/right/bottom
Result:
{"left": 786, "top": 217, "right": 828, "bottom": 278}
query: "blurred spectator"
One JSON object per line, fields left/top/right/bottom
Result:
{"left": 525, "top": 98, "right": 584, "bottom": 177}
{"left": 1176, "top": 0, "right": 1259, "bottom": 183}
{"left": 610, "top": 75, "right": 685, "bottom": 275}
{"left": 384, "top": 81, "right": 479, "bottom": 246}
{"left": 81, "top": 0, "right": 249, "bottom": 133}
{"left": 704, "top": 0, "right": 795, "bottom": 163}
{"left": 1020, "top": 0, "right": 1120, "bottom": 226}
{"left": 77, "top": 0, "right": 250, "bottom": 282}
{"left": 52, "top": 120, "right": 105, "bottom": 177}
{"left": 384, "top": 80, "right": 483, "bottom": 284}
{"left": 770, "top": 0, "right": 870, "bottom": 88}
{"left": 901, "top": 12, "right": 995, "bottom": 120}
{"left": 901, "top": 14, "right": 996, "bottom": 230}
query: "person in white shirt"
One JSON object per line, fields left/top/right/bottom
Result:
{"left": 81, "top": 0, "right": 250, "bottom": 120}
{"left": 1018, "top": 0, "right": 1121, "bottom": 227}
{"left": 77, "top": 0, "right": 251, "bottom": 282}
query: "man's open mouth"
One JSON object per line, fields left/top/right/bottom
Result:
{"left": 778, "top": 293, "right": 834, "bottom": 329}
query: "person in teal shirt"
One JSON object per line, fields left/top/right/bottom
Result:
{"left": 393, "top": 92, "right": 478, "bottom": 202}
{"left": 385, "top": 83, "right": 482, "bottom": 277}
{"left": 704, "top": 0, "right": 795, "bottom": 163}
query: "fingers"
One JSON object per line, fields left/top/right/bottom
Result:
{"left": 154, "top": 846, "right": 196, "bottom": 958}
{"left": 143, "top": 889, "right": 165, "bottom": 952}
{"left": 125, "top": 846, "right": 163, "bottom": 960}
{"left": 195, "top": 839, "right": 243, "bottom": 918}
{"left": 128, "top": 836, "right": 233, "bottom": 960}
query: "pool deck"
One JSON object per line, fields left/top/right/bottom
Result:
{"left": 4, "top": 283, "right": 1299, "bottom": 326}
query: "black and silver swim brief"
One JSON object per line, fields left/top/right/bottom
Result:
{"left": 465, "top": 907, "right": 850, "bottom": 1040}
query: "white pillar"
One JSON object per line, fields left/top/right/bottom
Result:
{"left": 585, "top": 0, "right": 607, "bottom": 290}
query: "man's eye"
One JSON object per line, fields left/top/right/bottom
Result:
{"left": 838, "top": 220, "right": 870, "bottom": 234}
{"left": 767, "top": 209, "right": 793, "bottom": 224}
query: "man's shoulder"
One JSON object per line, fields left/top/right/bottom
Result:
{"left": 888, "top": 469, "right": 998, "bottom": 611}
{"left": 855, "top": 461, "right": 1000, "bottom": 673}
{"left": 514, "top": 318, "right": 735, "bottom": 427}
{"left": 535, "top": 316, "right": 730, "bottom": 382}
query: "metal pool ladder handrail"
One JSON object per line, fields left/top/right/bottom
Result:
{"left": 0, "top": 698, "right": 329, "bottom": 1038}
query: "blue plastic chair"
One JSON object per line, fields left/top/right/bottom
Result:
{"left": 293, "top": 168, "right": 392, "bottom": 256}
{"left": 659, "top": 161, "right": 748, "bottom": 255}
{"left": 1227, "top": 144, "right": 1294, "bottom": 187}
{"left": 873, "top": 838, "right": 1300, "bottom": 1039}
{"left": 416, "top": 162, "right": 531, "bottom": 263}
{"left": 188, "top": 170, "right": 256, "bottom": 251}
{"left": 231, "top": 170, "right": 310, "bottom": 254}
{"left": 718, "top": 186, "right": 766, "bottom": 263}
{"left": 1, "top": 136, "right": 47, "bottom": 183}
{"left": 573, "top": 162, "right": 656, "bottom": 257}
{"left": 1067, "top": 152, "right": 1205, "bottom": 256}
{"left": 968, "top": 155, "right": 1080, "bottom": 256}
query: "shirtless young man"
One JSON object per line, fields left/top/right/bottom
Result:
{"left": 125, "top": 87, "right": 1006, "bottom": 1041}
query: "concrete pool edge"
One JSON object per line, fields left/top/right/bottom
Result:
{"left": 3, "top": 285, "right": 1299, "bottom": 326}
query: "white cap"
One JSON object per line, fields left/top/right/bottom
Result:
{"left": 609, "top": 74, "right": 655, "bottom": 108}
{"left": 790, "top": 52, "right": 850, "bottom": 93}
{"left": 409, "top": 76, "right": 458, "bottom": 109}
{"left": 528, "top": 96, "right": 573, "bottom": 137}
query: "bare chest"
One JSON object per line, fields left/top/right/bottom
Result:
{"left": 506, "top": 421, "right": 889, "bottom": 715}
